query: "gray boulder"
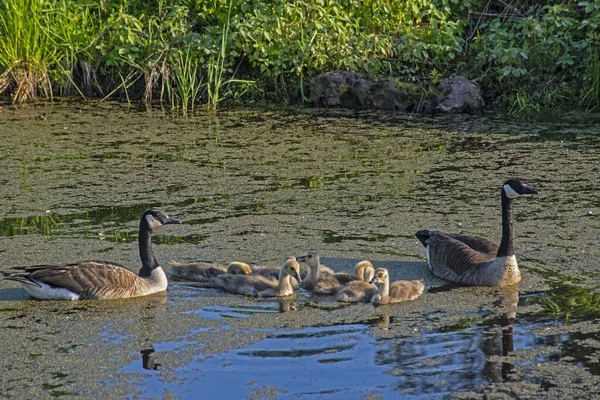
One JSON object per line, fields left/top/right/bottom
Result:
{"left": 436, "top": 76, "right": 484, "bottom": 113}
{"left": 309, "top": 71, "right": 414, "bottom": 110}
{"left": 309, "top": 71, "right": 484, "bottom": 113}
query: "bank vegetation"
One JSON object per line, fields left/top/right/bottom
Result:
{"left": 0, "top": 0, "right": 599, "bottom": 113}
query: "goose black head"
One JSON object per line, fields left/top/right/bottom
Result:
{"left": 502, "top": 179, "right": 539, "bottom": 199}
{"left": 142, "top": 210, "right": 182, "bottom": 230}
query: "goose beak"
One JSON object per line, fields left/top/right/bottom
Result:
{"left": 295, "top": 271, "right": 302, "bottom": 284}
{"left": 522, "top": 185, "right": 539, "bottom": 195}
{"left": 296, "top": 255, "right": 306, "bottom": 262}
{"left": 165, "top": 217, "right": 183, "bottom": 225}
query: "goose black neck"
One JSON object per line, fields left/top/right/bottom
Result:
{"left": 496, "top": 189, "right": 515, "bottom": 257}
{"left": 138, "top": 220, "right": 159, "bottom": 277}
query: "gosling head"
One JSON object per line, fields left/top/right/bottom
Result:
{"left": 296, "top": 251, "right": 319, "bottom": 268}
{"left": 143, "top": 210, "right": 182, "bottom": 230}
{"left": 227, "top": 262, "right": 252, "bottom": 275}
{"left": 502, "top": 179, "right": 539, "bottom": 199}
{"left": 283, "top": 258, "right": 302, "bottom": 283}
{"left": 355, "top": 261, "right": 375, "bottom": 281}
{"left": 354, "top": 260, "right": 374, "bottom": 273}
{"left": 370, "top": 268, "right": 389, "bottom": 285}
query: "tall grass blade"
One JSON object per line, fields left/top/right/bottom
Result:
{"left": 0, "top": 0, "right": 54, "bottom": 103}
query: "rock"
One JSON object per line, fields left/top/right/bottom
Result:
{"left": 366, "top": 78, "right": 414, "bottom": 111}
{"left": 436, "top": 76, "right": 484, "bottom": 113}
{"left": 309, "top": 71, "right": 484, "bottom": 113}
{"left": 309, "top": 71, "right": 371, "bottom": 108}
{"left": 309, "top": 71, "right": 415, "bottom": 110}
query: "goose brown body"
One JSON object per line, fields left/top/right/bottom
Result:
{"left": 7, "top": 261, "right": 169, "bottom": 300}
{"left": 415, "top": 178, "right": 538, "bottom": 287}
{"left": 4, "top": 210, "right": 181, "bottom": 300}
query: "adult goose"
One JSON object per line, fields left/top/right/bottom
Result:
{"left": 415, "top": 178, "right": 538, "bottom": 286}
{"left": 4, "top": 210, "right": 182, "bottom": 300}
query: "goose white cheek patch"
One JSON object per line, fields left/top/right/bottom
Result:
{"left": 425, "top": 245, "right": 432, "bottom": 270}
{"left": 146, "top": 215, "right": 162, "bottom": 230}
{"left": 503, "top": 184, "right": 520, "bottom": 199}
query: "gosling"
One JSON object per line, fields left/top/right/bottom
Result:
{"left": 212, "top": 257, "right": 301, "bottom": 297}
{"left": 370, "top": 268, "right": 425, "bottom": 305}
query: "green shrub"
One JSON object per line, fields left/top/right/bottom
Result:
{"left": 1, "top": 0, "right": 599, "bottom": 112}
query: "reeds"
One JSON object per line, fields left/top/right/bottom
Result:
{"left": 168, "top": 44, "right": 203, "bottom": 116}
{"left": 0, "top": 0, "right": 53, "bottom": 102}
{"left": 582, "top": 47, "right": 600, "bottom": 112}
{"left": 204, "top": 0, "right": 253, "bottom": 111}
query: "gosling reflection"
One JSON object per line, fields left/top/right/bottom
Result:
{"left": 141, "top": 347, "right": 161, "bottom": 371}
{"left": 372, "top": 310, "right": 390, "bottom": 331}
{"left": 481, "top": 287, "right": 518, "bottom": 383}
{"left": 278, "top": 299, "right": 296, "bottom": 313}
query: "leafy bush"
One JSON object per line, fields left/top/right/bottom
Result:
{"left": 0, "top": 0, "right": 599, "bottom": 112}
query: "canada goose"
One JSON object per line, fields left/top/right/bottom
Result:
{"left": 370, "top": 268, "right": 425, "bottom": 305}
{"left": 4, "top": 210, "right": 182, "bottom": 300}
{"left": 415, "top": 178, "right": 538, "bottom": 286}
{"left": 336, "top": 261, "right": 379, "bottom": 303}
{"left": 168, "top": 260, "right": 251, "bottom": 282}
{"left": 297, "top": 252, "right": 350, "bottom": 294}
{"left": 212, "top": 257, "right": 302, "bottom": 297}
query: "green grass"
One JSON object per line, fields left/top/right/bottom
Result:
{"left": 168, "top": 44, "right": 203, "bottom": 116}
{"left": 0, "top": 0, "right": 54, "bottom": 102}
{"left": 0, "top": 0, "right": 598, "bottom": 113}
{"left": 204, "top": 0, "right": 253, "bottom": 111}
{"left": 582, "top": 48, "right": 600, "bottom": 112}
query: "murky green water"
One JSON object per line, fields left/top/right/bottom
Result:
{"left": 0, "top": 103, "right": 599, "bottom": 399}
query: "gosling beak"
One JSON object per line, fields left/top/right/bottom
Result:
{"left": 296, "top": 255, "right": 306, "bottom": 263}
{"left": 295, "top": 271, "right": 302, "bottom": 284}
{"left": 165, "top": 216, "right": 183, "bottom": 225}
{"left": 370, "top": 277, "right": 378, "bottom": 285}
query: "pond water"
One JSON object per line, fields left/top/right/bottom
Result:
{"left": 0, "top": 103, "right": 599, "bottom": 399}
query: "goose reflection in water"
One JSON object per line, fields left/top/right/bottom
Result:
{"left": 141, "top": 347, "right": 161, "bottom": 371}
{"left": 481, "top": 287, "right": 518, "bottom": 383}
{"left": 371, "top": 286, "right": 520, "bottom": 394}
{"left": 278, "top": 299, "right": 296, "bottom": 313}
